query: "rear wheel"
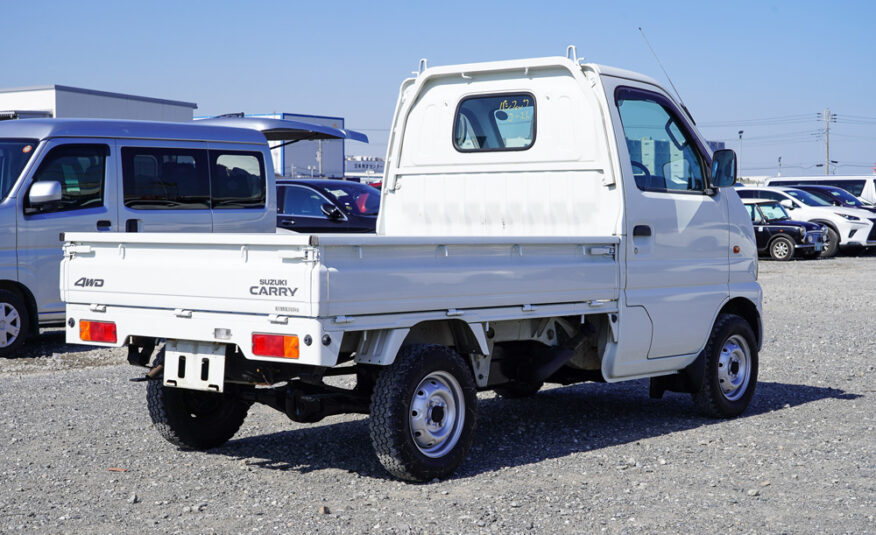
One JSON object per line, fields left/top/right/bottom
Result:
{"left": 692, "top": 314, "right": 758, "bottom": 418}
{"left": 147, "top": 350, "right": 251, "bottom": 450}
{"left": 768, "top": 236, "right": 794, "bottom": 261}
{"left": 370, "top": 344, "right": 477, "bottom": 481}
{"left": 820, "top": 227, "right": 839, "bottom": 258}
{"left": 0, "top": 289, "right": 29, "bottom": 358}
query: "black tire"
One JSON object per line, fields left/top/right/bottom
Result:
{"left": 692, "top": 314, "right": 758, "bottom": 418}
{"left": 768, "top": 236, "right": 794, "bottom": 261}
{"left": 820, "top": 227, "right": 839, "bottom": 258}
{"left": 369, "top": 344, "right": 477, "bottom": 482}
{"left": 146, "top": 350, "right": 251, "bottom": 450}
{"left": 0, "top": 289, "right": 30, "bottom": 358}
{"left": 493, "top": 379, "right": 544, "bottom": 399}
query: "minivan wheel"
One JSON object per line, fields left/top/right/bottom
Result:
{"left": 0, "top": 290, "right": 30, "bottom": 358}
{"left": 370, "top": 344, "right": 477, "bottom": 482}
{"left": 768, "top": 236, "right": 794, "bottom": 261}
{"left": 820, "top": 227, "right": 839, "bottom": 258}
{"left": 692, "top": 314, "right": 758, "bottom": 418}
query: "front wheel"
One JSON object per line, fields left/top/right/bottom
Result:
{"left": 146, "top": 351, "right": 251, "bottom": 450}
{"left": 769, "top": 236, "right": 794, "bottom": 261}
{"left": 820, "top": 227, "right": 839, "bottom": 258}
{"left": 0, "top": 289, "right": 29, "bottom": 358}
{"left": 369, "top": 344, "right": 477, "bottom": 481}
{"left": 692, "top": 314, "right": 758, "bottom": 418}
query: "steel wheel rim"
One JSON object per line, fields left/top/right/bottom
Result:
{"left": 0, "top": 302, "right": 21, "bottom": 348}
{"left": 717, "top": 334, "right": 751, "bottom": 401}
{"left": 409, "top": 371, "right": 465, "bottom": 458}
{"left": 773, "top": 240, "right": 790, "bottom": 259}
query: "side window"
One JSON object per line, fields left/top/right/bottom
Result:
{"left": 210, "top": 151, "right": 266, "bottom": 209}
{"left": 744, "top": 205, "right": 760, "bottom": 222}
{"left": 760, "top": 191, "right": 785, "bottom": 203}
{"left": 280, "top": 185, "right": 330, "bottom": 218}
{"left": 616, "top": 88, "right": 706, "bottom": 192}
{"left": 453, "top": 93, "right": 536, "bottom": 151}
{"left": 27, "top": 144, "right": 108, "bottom": 214}
{"left": 122, "top": 147, "right": 209, "bottom": 210}
{"left": 828, "top": 180, "right": 865, "bottom": 196}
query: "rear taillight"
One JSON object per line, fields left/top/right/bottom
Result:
{"left": 80, "top": 320, "right": 117, "bottom": 343}
{"left": 252, "top": 333, "right": 299, "bottom": 359}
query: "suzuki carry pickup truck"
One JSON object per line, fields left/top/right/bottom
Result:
{"left": 61, "top": 50, "right": 762, "bottom": 481}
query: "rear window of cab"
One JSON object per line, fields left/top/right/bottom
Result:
{"left": 453, "top": 93, "right": 536, "bottom": 152}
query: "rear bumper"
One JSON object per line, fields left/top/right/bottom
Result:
{"left": 65, "top": 304, "right": 342, "bottom": 368}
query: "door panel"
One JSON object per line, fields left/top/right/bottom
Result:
{"left": 16, "top": 139, "right": 118, "bottom": 319}
{"left": 607, "top": 80, "right": 729, "bottom": 359}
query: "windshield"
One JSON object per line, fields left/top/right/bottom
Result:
{"left": 0, "top": 139, "right": 38, "bottom": 199}
{"left": 825, "top": 188, "right": 863, "bottom": 207}
{"left": 785, "top": 189, "right": 830, "bottom": 206}
{"left": 758, "top": 203, "right": 790, "bottom": 221}
{"left": 321, "top": 182, "right": 381, "bottom": 215}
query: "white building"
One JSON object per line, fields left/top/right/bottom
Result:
{"left": 242, "top": 113, "right": 347, "bottom": 179}
{"left": 0, "top": 85, "right": 197, "bottom": 122}
{"left": 345, "top": 155, "right": 385, "bottom": 183}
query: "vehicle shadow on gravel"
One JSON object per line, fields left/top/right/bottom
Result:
{"left": 13, "top": 330, "right": 101, "bottom": 358}
{"left": 210, "top": 379, "right": 860, "bottom": 481}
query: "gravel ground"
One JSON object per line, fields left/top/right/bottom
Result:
{"left": 0, "top": 256, "right": 873, "bottom": 534}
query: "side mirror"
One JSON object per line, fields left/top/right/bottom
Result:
{"left": 780, "top": 199, "right": 795, "bottom": 210}
{"left": 710, "top": 149, "right": 737, "bottom": 187}
{"left": 321, "top": 203, "right": 343, "bottom": 220}
{"left": 29, "top": 181, "right": 62, "bottom": 205}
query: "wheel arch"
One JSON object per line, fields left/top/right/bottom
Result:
{"left": 718, "top": 297, "right": 762, "bottom": 350}
{"left": 353, "top": 319, "right": 488, "bottom": 368}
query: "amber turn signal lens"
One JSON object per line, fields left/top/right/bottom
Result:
{"left": 79, "top": 320, "right": 117, "bottom": 343}
{"left": 252, "top": 333, "right": 299, "bottom": 358}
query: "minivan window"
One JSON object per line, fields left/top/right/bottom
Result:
{"left": 27, "top": 144, "right": 108, "bottom": 214}
{"left": 454, "top": 93, "right": 536, "bottom": 151}
{"left": 0, "top": 139, "right": 37, "bottom": 200}
{"left": 211, "top": 152, "right": 266, "bottom": 209}
{"left": 122, "top": 147, "right": 209, "bottom": 210}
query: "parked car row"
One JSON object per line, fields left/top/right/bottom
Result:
{"left": 736, "top": 185, "right": 876, "bottom": 259}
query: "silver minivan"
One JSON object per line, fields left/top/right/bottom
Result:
{"left": 0, "top": 119, "right": 275, "bottom": 356}
{"left": 0, "top": 117, "right": 366, "bottom": 355}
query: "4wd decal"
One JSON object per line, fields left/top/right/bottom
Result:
{"left": 74, "top": 277, "right": 104, "bottom": 288}
{"left": 250, "top": 278, "right": 298, "bottom": 297}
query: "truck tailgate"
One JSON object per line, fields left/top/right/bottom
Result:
{"left": 62, "top": 233, "right": 317, "bottom": 317}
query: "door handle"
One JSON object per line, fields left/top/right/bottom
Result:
{"left": 633, "top": 225, "right": 652, "bottom": 237}
{"left": 125, "top": 219, "right": 140, "bottom": 232}
{"left": 282, "top": 220, "right": 295, "bottom": 226}
{"left": 96, "top": 220, "right": 112, "bottom": 231}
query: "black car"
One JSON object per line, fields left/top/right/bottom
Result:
{"left": 792, "top": 184, "right": 876, "bottom": 214}
{"left": 276, "top": 179, "right": 380, "bottom": 233}
{"left": 742, "top": 199, "right": 824, "bottom": 260}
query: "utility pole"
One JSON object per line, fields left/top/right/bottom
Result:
{"left": 316, "top": 139, "right": 323, "bottom": 177}
{"left": 819, "top": 108, "right": 837, "bottom": 175}
{"left": 777, "top": 156, "right": 782, "bottom": 176}
{"left": 737, "top": 130, "right": 744, "bottom": 174}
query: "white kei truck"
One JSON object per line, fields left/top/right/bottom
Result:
{"left": 61, "top": 50, "right": 763, "bottom": 482}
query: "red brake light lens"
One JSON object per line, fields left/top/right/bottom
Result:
{"left": 80, "top": 320, "right": 117, "bottom": 343}
{"left": 252, "top": 333, "right": 299, "bottom": 358}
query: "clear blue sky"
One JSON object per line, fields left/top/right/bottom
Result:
{"left": 3, "top": 0, "right": 874, "bottom": 176}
